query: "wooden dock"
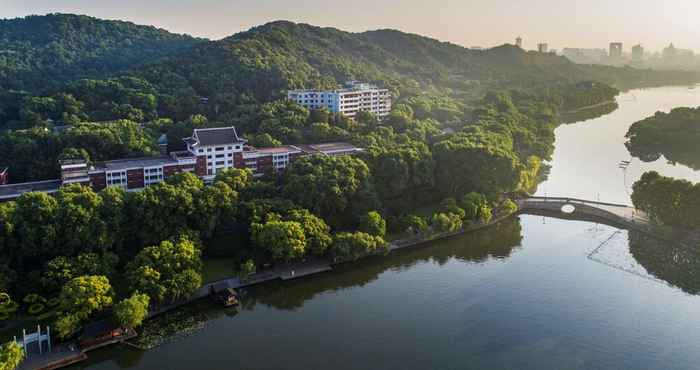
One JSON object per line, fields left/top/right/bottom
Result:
{"left": 17, "top": 344, "right": 87, "bottom": 370}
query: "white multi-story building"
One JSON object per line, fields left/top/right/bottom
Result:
{"left": 184, "top": 127, "right": 247, "bottom": 179}
{"left": 287, "top": 81, "right": 392, "bottom": 119}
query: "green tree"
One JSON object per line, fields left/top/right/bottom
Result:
{"left": 283, "top": 155, "right": 379, "bottom": 227}
{"left": 399, "top": 214, "right": 429, "bottom": 234}
{"left": 129, "top": 182, "right": 196, "bottom": 245}
{"left": 42, "top": 253, "right": 119, "bottom": 293}
{"left": 461, "top": 192, "right": 488, "bottom": 222}
{"left": 440, "top": 198, "right": 466, "bottom": 220}
{"left": 433, "top": 128, "right": 523, "bottom": 196}
{"left": 99, "top": 187, "right": 127, "bottom": 254}
{"left": 0, "top": 341, "right": 23, "bottom": 370}
{"left": 55, "top": 184, "right": 106, "bottom": 255}
{"left": 500, "top": 199, "right": 519, "bottom": 216}
{"left": 238, "top": 259, "right": 256, "bottom": 281}
{"left": 215, "top": 168, "right": 253, "bottom": 193}
{"left": 431, "top": 213, "right": 463, "bottom": 234}
{"left": 251, "top": 220, "right": 306, "bottom": 262}
{"left": 358, "top": 211, "right": 387, "bottom": 238}
{"left": 126, "top": 236, "right": 203, "bottom": 303}
{"left": 194, "top": 181, "right": 238, "bottom": 238}
{"left": 12, "top": 192, "right": 58, "bottom": 263}
{"left": 56, "top": 275, "right": 114, "bottom": 338}
{"left": 113, "top": 292, "right": 150, "bottom": 329}
{"left": 330, "top": 232, "right": 386, "bottom": 262}
{"left": 286, "top": 209, "right": 332, "bottom": 256}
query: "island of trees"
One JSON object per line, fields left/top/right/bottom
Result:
{"left": 631, "top": 171, "right": 700, "bottom": 229}
{"left": 626, "top": 107, "right": 700, "bottom": 170}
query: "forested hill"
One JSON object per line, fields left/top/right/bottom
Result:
{"left": 0, "top": 13, "right": 203, "bottom": 92}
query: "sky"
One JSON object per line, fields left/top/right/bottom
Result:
{"left": 4, "top": 0, "right": 700, "bottom": 53}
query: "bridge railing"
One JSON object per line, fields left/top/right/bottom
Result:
{"left": 521, "top": 196, "right": 631, "bottom": 208}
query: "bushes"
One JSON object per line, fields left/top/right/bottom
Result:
{"left": 331, "top": 232, "right": 387, "bottom": 262}
{"left": 114, "top": 293, "right": 150, "bottom": 329}
{"left": 430, "top": 213, "right": 463, "bottom": 234}
{"left": 358, "top": 211, "right": 387, "bottom": 238}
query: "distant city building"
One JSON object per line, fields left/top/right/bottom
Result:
{"left": 631, "top": 44, "right": 644, "bottom": 61}
{"left": 538, "top": 43, "right": 549, "bottom": 53}
{"left": 0, "top": 127, "right": 363, "bottom": 200}
{"left": 470, "top": 46, "right": 484, "bottom": 50}
{"left": 287, "top": 81, "right": 391, "bottom": 119}
{"left": 515, "top": 37, "right": 523, "bottom": 48}
{"left": 663, "top": 43, "right": 678, "bottom": 60}
{"left": 562, "top": 48, "right": 608, "bottom": 64}
{"left": 609, "top": 42, "right": 623, "bottom": 60}
{"left": 660, "top": 43, "right": 696, "bottom": 68}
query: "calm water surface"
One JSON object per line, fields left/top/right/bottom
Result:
{"left": 77, "top": 86, "right": 700, "bottom": 370}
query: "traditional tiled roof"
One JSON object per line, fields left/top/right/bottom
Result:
{"left": 191, "top": 127, "right": 246, "bottom": 146}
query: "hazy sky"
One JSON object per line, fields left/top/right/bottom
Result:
{"left": 4, "top": 0, "right": 700, "bottom": 52}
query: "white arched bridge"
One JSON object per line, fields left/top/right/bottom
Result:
{"left": 516, "top": 196, "right": 650, "bottom": 230}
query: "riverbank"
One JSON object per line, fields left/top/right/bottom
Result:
{"left": 561, "top": 99, "right": 617, "bottom": 114}
{"left": 144, "top": 210, "right": 520, "bottom": 320}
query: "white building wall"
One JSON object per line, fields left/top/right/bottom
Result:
{"left": 287, "top": 82, "right": 391, "bottom": 118}
{"left": 190, "top": 143, "right": 244, "bottom": 178}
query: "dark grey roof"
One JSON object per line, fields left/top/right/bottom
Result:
{"left": 193, "top": 127, "right": 245, "bottom": 146}
{"left": 93, "top": 156, "right": 176, "bottom": 172}
{"left": 0, "top": 179, "right": 62, "bottom": 200}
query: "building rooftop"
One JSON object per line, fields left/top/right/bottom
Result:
{"left": 93, "top": 156, "right": 176, "bottom": 172}
{"left": 190, "top": 127, "right": 246, "bottom": 146}
{"left": 299, "top": 142, "right": 362, "bottom": 154}
{"left": 252, "top": 145, "right": 302, "bottom": 155}
{"left": 288, "top": 81, "right": 387, "bottom": 94}
{"left": 0, "top": 179, "right": 62, "bottom": 200}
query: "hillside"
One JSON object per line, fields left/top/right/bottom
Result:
{"left": 1, "top": 18, "right": 698, "bottom": 129}
{"left": 0, "top": 13, "right": 204, "bottom": 92}
{"left": 132, "top": 21, "right": 698, "bottom": 109}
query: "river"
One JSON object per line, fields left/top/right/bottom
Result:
{"left": 75, "top": 86, "right": 700, "bottom": 370}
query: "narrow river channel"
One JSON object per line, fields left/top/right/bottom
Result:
{"left": 77, "top": 86, "right": 700, "bottom": 370}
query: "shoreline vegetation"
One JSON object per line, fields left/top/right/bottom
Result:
{"left": 625, "top": 106, "right": 700, "bottom": 170}
{"left": 2, "top": 14, "right": 700, "bottom": 368}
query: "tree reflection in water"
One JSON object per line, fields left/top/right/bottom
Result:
{"left": 629, "top": 230, "right": 700, "bottom": 295}
{"left": 242, "top": 217, "right": 523, "bottom": 311}
{"left": 560, "top": 102, "right": 619, "bottom": 125}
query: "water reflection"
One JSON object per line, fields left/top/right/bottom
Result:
{"left": 627, "top": 147, "right": 700, "bottom": 171}
{"left": 560, "top": 102, "right": 619, "bottom": 124}
{"left": 244, "top": 218, "right": 523, "bottom": 311}
{"left": 628, "top": 230, "right": 700, "bottom": 295}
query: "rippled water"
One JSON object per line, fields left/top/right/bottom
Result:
{"left": 77, "top": 86, "right": 700, "bottom": 370}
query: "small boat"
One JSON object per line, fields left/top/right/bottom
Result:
{"left": 209, "top": 282, "right": 240, "bottom": 307}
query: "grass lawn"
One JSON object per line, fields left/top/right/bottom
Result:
{"left": 202, "top": 258, "right": 238, "bottom": 283}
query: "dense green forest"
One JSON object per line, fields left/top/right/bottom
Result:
{"left": 0, "top": 14, "right": 202, "bottom": 92}
{"left": 632, "top": 171, "right": 700, "bottom": 229}
{"left": 626, "top": 107, "right": 700, "bottom": 169}
{"left": 1, "top": 16, "right": 699, "bottom": 342}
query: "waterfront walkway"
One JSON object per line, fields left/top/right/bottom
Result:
{"left": 517, "top": 196, "right": 650, "bottom": 230}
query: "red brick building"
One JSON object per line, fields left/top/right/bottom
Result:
{"left": 0, "top": 126, "right": 362, "bottom": 200}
